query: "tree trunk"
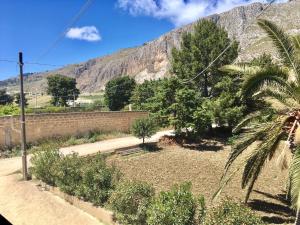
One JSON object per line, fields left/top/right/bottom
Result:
{"left": 295, "top": 209, "right": 300, "bottom": 225}
{"left": 142, "top": 137, "right": 145, "bottom": 145}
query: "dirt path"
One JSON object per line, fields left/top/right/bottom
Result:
{"left": 0, "top": 174, "right": 104, "bottom": 225}
{"left": 0, "top": 130, "right": 172, "bottom": 225}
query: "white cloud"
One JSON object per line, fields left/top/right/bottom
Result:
{"left": 66, "top": 26, "right": 101, "bottom": 42}
{"left": 117, "top": 0, "right": 288, "bottom": 27}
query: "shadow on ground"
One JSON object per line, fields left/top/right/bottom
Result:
{"left": 182, "top": 140, "right": 224, "bottom": 152}
{"left": 248, "top": 190, "right": 295, "bottom": 224}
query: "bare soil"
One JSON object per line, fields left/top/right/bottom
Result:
{"left": 108, "top": 140, "right": 295, "bottom": 224}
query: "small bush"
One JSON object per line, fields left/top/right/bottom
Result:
{"left": 79, "top": 154, "right": 121, "bottom": 206}
{"left": 109, "top": 180, "right": 155, "bottom": 225}
{"left": 55, "top": 153, "right": 83, "bottom": 195}
{"left": 132, "top": 117, "right": 158, "bottom": 144}
{"left": 30, "top": 148, "right": 61, "bottom": 186}
{"left": 203, "top": 199, "right": 266, "bottom": 225}
{"left": 147, "top": 182, "right": 196, "bottom": 225}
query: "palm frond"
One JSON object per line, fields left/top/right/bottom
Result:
{"left": 225, "top": 124, "right": 270, "bottom": 175}
{"left": 232, "top": 111, "right": 262, "bottom": 134}
{"left": 219, "top": 64, "right": 260, "bottom": 74}
{"left": 242, "top": 66, "right": 292, "bottom": 99}
{"left": 293, "top": 35, "right": 300, "bottom": 50}
{"left": 257, "top": 19, "right": 300, "bottom": 80}
{"left": 242, "top": 116, "right": 288, "bottom": 202}
{"left": 290, "top": 147, "right": 300, "bottom": 209}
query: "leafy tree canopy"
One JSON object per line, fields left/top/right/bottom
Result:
{"left": 47, "top": 75, "right": 80, "bottom": 107}
{"left": 105, "top": 76, "right": 136, "bottom": 111}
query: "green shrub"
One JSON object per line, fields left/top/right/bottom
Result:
{"left": 147, "top": 182, "right": 196, "bottom": 225}
{"left": 131, "top": 117, "right": 158, "bottom": 144}
{"left": 109, "top": 180, "right": 155, "bottom": 225}
{"left": 203, "top": 199, "right": 266, "bottom": 225}
{"left": 0, "top": 104, "right": 20, "bottom": 116}
{"left": 79, "top": 154, "right": 121, "bottom": 206}
{"left": 30, "top": 148, "right": 61, "bottom": 186}
{"left": 55, "top": 153, "right": 83, "bottom": 195}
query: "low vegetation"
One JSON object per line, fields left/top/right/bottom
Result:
{"left": 30, "top": 148, "right": 266, "bottom": 225}
{"left": 131, "top": 117, "right": 158, "bottom": 145}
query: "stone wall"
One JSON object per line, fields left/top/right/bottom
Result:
{"left": 0, "top": 111, "right": 148, "bottom": 147}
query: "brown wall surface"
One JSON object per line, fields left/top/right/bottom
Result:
{"left": 0, "top": 111, "right": 148, "bottom": 147}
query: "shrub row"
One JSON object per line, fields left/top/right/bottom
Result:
{"left": 31, "top": 150, "right": 266, "bottom": 225}
{"left": 31, "top": 149, "right": 120, "bottom": 206}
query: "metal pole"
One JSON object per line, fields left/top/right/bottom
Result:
{"left": 19, "top": 52, "right": 28, "bottom": 180}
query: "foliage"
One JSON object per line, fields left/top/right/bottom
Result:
{"left": 47, "top": 74, "right": 80, "bottom": 107}
{"left": 14, "top": 93, "right": 28, "bottom": 107}
{"left": 171, "top": 19, "right": 238, "bottom": 96}
{"left": 0, "top": 104, "right": 20, "bottom": 116}
{"left": 79, "top": 154, "right": 121, "bottom": 206}
{"left": 130, "top": 80, "right": 159, "bottom": 110}
{"left": 146, "top": 182, "right": 196, "bottom": 225}
{"left": 109, "top": 180, "right": 155, "bottom": 225}
{"left": 0, "top": 89, "right": 14, "bottom": 105}
{"left": 131, "top": 117, "right": 158, "bottom": 144}
{"left": 249, "top": 53, "right": 274, "bottom": 67}
{"left": 216, "top": 19, "right": 300, "bottom": 207}
{"left": 203, "top": 199, "right": 266, "bottom": 225}
{"left": 30, "top": 148, "right": 61, "bottom": 186}
{"left": 55, "top": 153, "right": 83, "bottom": 195}
{"left": 104, "top": 76, "right": 136, "bottom": 111}
{"left": 170, "top": 87, "right": 202, "bottom": 135}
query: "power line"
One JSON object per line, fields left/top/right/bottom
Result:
{"left": 35, "top": 0, "right": 95, "bottom": 62}
{"left": 0, "top": 58, "right": 63, "bottom": 67}
{"left": 182, "top": 0, "right": 276, "bottom": 84}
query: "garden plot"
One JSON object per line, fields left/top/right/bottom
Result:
{"left": 107, "top": 142, "right": 293, "bottom": 224}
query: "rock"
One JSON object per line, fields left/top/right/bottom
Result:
{"left": 1, "top": 0, "right": 300, "bottom": 93}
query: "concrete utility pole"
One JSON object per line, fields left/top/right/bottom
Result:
{"left": 19, "top": 52, "right": 28, "bottom": 180}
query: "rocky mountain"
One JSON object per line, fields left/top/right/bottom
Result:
{"left": 1, "top": 0, "right": 300, "bottom": 93}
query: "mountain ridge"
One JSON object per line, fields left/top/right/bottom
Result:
{"left": 1, "top": 0, "right": 300, "bottom": 93}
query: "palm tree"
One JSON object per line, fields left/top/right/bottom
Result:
{"left": 214, "top": 19, "right": 300, "bottom": 223}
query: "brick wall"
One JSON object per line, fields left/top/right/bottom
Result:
{"left": 0, "top": 111, "right": 148, "bottom": 147}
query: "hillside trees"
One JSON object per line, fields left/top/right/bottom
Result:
{"left": 47, "top": 75, "right": 80, "bottom": 107}
{"left": 105, "top": 76, "right": 136, "bottom": 111}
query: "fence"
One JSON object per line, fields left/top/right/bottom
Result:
{"left": 0, "top": 111, "right": 148, "bottom": 147}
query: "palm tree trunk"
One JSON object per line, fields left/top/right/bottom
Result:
{"left": 295, "top": 209, "right": 300, "bottom": 225}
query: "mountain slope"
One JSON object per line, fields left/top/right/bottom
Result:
{"left": 1, "top": 0, "right": 300, "bottom": 93}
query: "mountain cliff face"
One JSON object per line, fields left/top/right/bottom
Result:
{"left": 1, "top": 0, "right": 300, "bottom": 93}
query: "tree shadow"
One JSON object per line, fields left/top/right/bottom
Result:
{"left": 182, "top": 140, "right": 224, "bottom": 152}
{"left": 247, "top": 190, "right": 295, "bottom": 224}
{"left": 140, "top": 142, "right": 162, "bottom": 152}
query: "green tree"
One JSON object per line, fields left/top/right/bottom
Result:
{"left": 0, "top": 89, "right": 13, "bottom": 105}
{"left": 14, "top": 93, "right": 28, "bottom": 107}
{"left": 47, "top": 75, "right": 80, "bottom": 107}
{"left": 105, "top": 76, "right": 136, "bottom": 111}
{"left": 130, "top": 80, "right": 159, "bottom": 110}
{"left": 171, "top": 19, "right": 238, "bottom": 97}
{"left": 170, "top": 87, "right": 202, "bottom": 135}
{"left": 131, "top": 117, "right": 158, "bottom": 145}
{"left": 215, "top": 20, "right": 300, "bottom": 223}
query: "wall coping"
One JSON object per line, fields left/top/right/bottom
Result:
{"left": 0, "top": 110, "right": 148, "bottom": 119}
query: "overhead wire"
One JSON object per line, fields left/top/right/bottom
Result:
{"left": 34, "top": 0, "right": 95, "bottom": 63}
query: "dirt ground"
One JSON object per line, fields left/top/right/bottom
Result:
{"left": 0, "top": 174, "right": 104, "bottom": 225}
{"left": 108, "top": 140, "right": 295, "bottom": 224}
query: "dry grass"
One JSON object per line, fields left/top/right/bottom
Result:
{"left": 108, "top": 140, "right": 295, "bottom": 224}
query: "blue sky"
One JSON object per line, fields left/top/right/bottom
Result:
{"left": 0, "top": 0, "right": 286, "bottom": 80}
